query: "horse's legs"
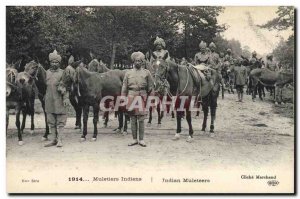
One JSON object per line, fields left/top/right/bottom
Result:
{"left": 171, "top": 111, "right": 175, "bottom": 119}
{"left": 186, "top": 110, "right": 193, "bottom": 138}
{"left": 92, "top": 104, "right": 99, "bottom": 140}
{"left": 15, "top": 104, "right": 23, "bottom": 145}
{"left": 124, "top": 114, "right": 129, "bottom": 132}
{"left": 201, "top": 106, "right": 208, "bottom": 131}
{"left": 147, "top": 106, "right": 152, "bottom": 124}
{"left": 176, "top": 111, "right": 182, "bottom": 133}
{"left": 40, "top": 97, "right": 49, "bottom": 139}
{"left": 210, "top": 106, "right": 216, "bottom": 133}
{"left": 81, "top": 105, "right": 89, "bottom": 140}
{"left": 21, "top": 109, "right": 27, "bottom": 134}
{"left": 157, "top": 105, "right": 163, "bottom": 125}
{"left": 258, "top": 84, "right": 263, "bottom": 101}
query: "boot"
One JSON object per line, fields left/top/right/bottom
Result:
{"left": 240, "top": 92, "right": 244, "bottom": 102}
{"left": 44, "top": 127, "right": 57, "bottom": 147}
{"left": 56, "top": 127, "right": 63, "bottom": 147}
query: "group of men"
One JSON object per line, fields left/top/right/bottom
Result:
{"left": 43, "top": 36, "right": 279, "bottom": 148}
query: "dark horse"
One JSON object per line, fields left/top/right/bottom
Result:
{"left": 249, "top": 68, "right": 293, "bottom": 104}
{"left": 6, "top": 61, "right": 36, "bottom": 145}
{"left": 87, "top": 59, "right": 129, "bottom": 133}
{"left": 152, "top": 53, "right": 222, "bottom": 142}
{"left": 23, "top": 61, "right": 50, "bottom": 140}
{"left": 74, "top": 63, "right": 127, "bottom": 141}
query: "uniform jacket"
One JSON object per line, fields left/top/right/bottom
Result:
{"left": 232, "top": 65, "right": 247, "bottom": 86}
{"left": 121, "top": 68, "right": 154, "bottom": 116}
{"left": 45, "top": 68, "right": 68, "bottom": 114}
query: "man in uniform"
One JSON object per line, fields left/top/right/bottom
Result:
{"left": 231, "top": 58, "right": 247, "bottom": 102}
{"left": 151, "top": 36, "right": 170, "bottom": 62}
{"left": 122, "top": 51, "right": 154, "bottom": 147}
{"left": 194, "top": 41, "right": 210, "bottom": 65}
{"left": 249, "top": 51, "right": 258, "bottom": 70}
{"left": 266, "top": 54, "right": 278, "bottom": 71}
{"left": 208, "top": 42, "right": 220, "bottom": 71}
{"left": 44, "top": 50, "right": 69, "bottom": 147}
{"left": 224, "top": 48, "right": 234, "bottom": 65}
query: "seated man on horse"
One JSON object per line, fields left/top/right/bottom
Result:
{"left": 266, "top": 54, "right": 279, "bottom": 71}
{"left": 208, "top": 42, "right": 221, "bottom": 72}
{"left": 151, "top": 36, "right": 170, "bottom": 63}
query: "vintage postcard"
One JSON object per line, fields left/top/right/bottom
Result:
{"left": 6, "top": 6, "right": 295, "bottom": 194}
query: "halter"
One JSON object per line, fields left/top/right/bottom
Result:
{"left": 154, "top": 60, "right": 190, "bottom": 98}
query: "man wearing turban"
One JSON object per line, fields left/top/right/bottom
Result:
{"left": 230, "top": 57, "right": 247, "bottom": 102}
{"left": 44, "top": 50, "right": 69, "bottom": 147}
{"left": 151, "top": 36, "right": 170, "bottom": 63}
{"left": 208, "top": 42, "right": 221, "bottom": 71}
{"left": 266, "top": 54, "right": 278, "bottom": 71}
{"left": 249, "top": 51, "right": 258, "bottom": 70}
{"left": 194, "top": 41, "right": 210, "bottom": 65}
{"left": 122, "top": 51, "right": 154, "bottom": 147}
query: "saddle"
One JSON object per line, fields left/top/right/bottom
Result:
{"left": 186, "top": 63, "right": 212, "bottom": 97}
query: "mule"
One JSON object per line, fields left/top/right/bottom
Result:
{"left": 152, "top": 52, "right": 221, "bottom": 142}
{"left": 249, "top": 68, "right": 293, "bottom": 104}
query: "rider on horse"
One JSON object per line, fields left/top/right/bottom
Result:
{"left": 208, "top": 42, "right": 221, "bottom": 72}
{"left": 266, "top": 54, "right": 278, "bottom": 71}
{"left": 151, "top": 36, "right": 170, "bottom": 62}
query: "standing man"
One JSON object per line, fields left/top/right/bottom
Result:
{"left": 44, "top": 50, "right": 69, "bottom": 147}
{"left": 232, "top": 58, "right": 247, "bottom": 102}
{"left": 249, "top": 51, "right": 258, "bottom": 70}
{"left": 122, "top": 51, "right": 154, "bottom": 147}
{"left": 266, "top": 54, "right": 278, "bottom": 71}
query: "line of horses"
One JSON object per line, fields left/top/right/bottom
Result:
{"left": 6, "top": 54, "right": 293, "bottom": 145}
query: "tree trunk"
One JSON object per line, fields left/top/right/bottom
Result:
{"left": 110, "top": 42, "right": 117, "bottom": 69}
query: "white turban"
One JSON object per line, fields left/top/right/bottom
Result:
{"left": 131, "top": 51, "right": 145, "bottom": 62}
{"left": 49, "top": 50, "right": 62, "bottom": 62}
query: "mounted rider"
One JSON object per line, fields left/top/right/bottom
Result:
{"left": 151, "top": 36, "right": 170, "bottom": 63}
{"left": 194, "top": 41, "right": 210, "bottom": 66}
{"left": 208, "top": 42, "right": 221, "bottom": 72}
{"left": 249, "top": 51, "right": 258, "bottom": 70}
{"left": 266, "top": 54, "right": 278, "bottom": 71}
{"left": 224, "top": 48, "right": 234, "bottom": 65}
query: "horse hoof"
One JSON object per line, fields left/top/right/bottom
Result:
{"left": 30, "top": 130, "right": 34, "bottom": 135}
{"left": 172, "top": 133, "right": 180, "bottom": 141}
{"left": 91, "top": 138, "right": 97, "bottom": 142}
{"left": 41, "top": 137, "right": 49, "bottom": 141}
{"left": 18, "top": 141, "right": 24, "bottom": 146}
{"left": 74, "top": 126, "right": 81, "bottom": 129}
{"left": 146, "top": 123, "right": 151, "bottom": 127}
{"left": 201, "top": 128, "right": 206, "bottom": 132}
{"left": 122, "top": 131, "right": 128, "bottom": 136}
{"left": 80, "top": 137, "right": 86, "bottom": 142}
{"left": 186, "top": 136, "right": 193, "bottom": 143}
{"left": 114, "top": 129, "right": 121, "bottom": 134}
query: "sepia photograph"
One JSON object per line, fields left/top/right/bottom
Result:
{"left": 5, "top": 5, "right": 295, "bottom": 194}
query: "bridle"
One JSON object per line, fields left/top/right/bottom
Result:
{"left": 154, "top": 59, "right": 190, "bottom": 97}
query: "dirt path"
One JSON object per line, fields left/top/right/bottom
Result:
{"left": 6, "top": 93, "right": 294, "bottom": 193}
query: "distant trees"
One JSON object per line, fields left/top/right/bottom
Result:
{"left": 260, "top": 6, "right": 294, "bottom": 69}
{"left": 6, "top": 6, "right": 225, "bottom": 67}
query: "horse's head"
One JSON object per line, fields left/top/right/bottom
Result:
{"left": 151, "top": 52, "right": 170, "bottom": 95}
{"left": 6, "top": 66, "right": 18, "bottom": 97}
{"left": 87, "top": 59, "right": 100, "bottom": 72}
{"left": 15, "top": 71, "right": 34, "bottom": 92}
{"left": 61, "top": 65, "right": 76, "bottom": 89}
{"left": 254, "top": 58, "right": 263, "bottom": 68}
{"left": 24, "top": 60, "right": 39, "bottom": 77}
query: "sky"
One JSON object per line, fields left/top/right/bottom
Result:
{"left": 217, "top": 6, "right": 293, "bottom": 55}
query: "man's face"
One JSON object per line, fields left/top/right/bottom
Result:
{"left": 134, "top": 58, "right": 143, "bottom": 69}
{"left": 50, "top": 60, "right": 60, "bottom": 69}
{"left": 156, "top": 44, "right": 163, "bottom": 50}
{"left": 200, "top": 47, "right": 206, "bottom": 53}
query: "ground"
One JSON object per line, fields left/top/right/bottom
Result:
{"left": 6, "top": 90, "right": 295, "bottom": 193}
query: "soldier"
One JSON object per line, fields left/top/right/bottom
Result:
{"left": 224, "top": 48, "right": 234, "bottom": 65}
{"left": 151, "top": 36, "right": 170, "bottom": 62}
{"left": 249, "top": 51, "right": 258, "bottom": 70}
{"left": 266, "top": 54, "right": 278, "bottom": 71}
{"left": 122, "top": 51, "right": 154, "bottom": 147}
{"left": 208, "top": 42, "right": 220, "bottom": 71}
{"left": 231, "top": 58, "right": 247, "bottom": 102}
{"left": 194, "top": 41, "right": 210, "bottom": 65}
{"left": 44, "top": 50, "right": 69, "bottom": 147}
{"left": 180, "top": 57, "right": 188, "bottom": 66}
